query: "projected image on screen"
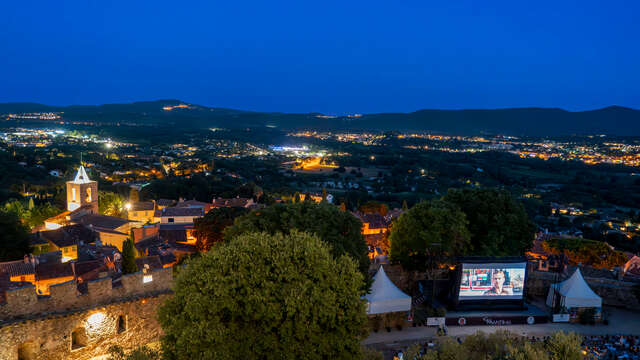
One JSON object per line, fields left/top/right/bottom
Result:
{"left": 459, "top": 263, "right": 526, "bottom": 300}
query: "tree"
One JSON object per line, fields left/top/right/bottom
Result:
{"left": 402, "top": 200, "right": 409, "bottom": 211}
{"left": 443, "top": 188, "right": 535, "bottom": 256}
{"left": 129, "top": 188, "right": 140, "bottom": 203}
{"left": 545, "top": 332, "right": 583, "bottom": 360}
{"left": 99, "top": 191, "right": 125, "bottom": 217}
{"left": 389, "top": 200, "right": 470, "bottom": 272}
{"left": 158, "top": 231, "right": 367, "bottom": 360}
{"left": 121, "top": 238, "right": 138, "bottom": 274}
{"left": 193, "top": 207, "right": 249, "bottom": 252}
{"left": 0, "top": 209, "right": 31, "bottom": 261}
{"left": 226, "top": 202, "right": 369, "bottom": 275}
{"left": 108, "top": 345, "right": 161, "bottom": 360}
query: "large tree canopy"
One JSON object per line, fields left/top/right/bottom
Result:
{"left": 443, "top": 188, "right": 535, "bottom": 256}
{"left": 389, "top": 200, "right": 470, "bottom": 272}
{"left": 0, "top": 209, "right": 31, "bottom": 261}
{"left": 225, "top": 202, "right": 369, "bottom": 274}
{"left": 193, "top": 206, "right": 249, "bottom": 252}
{"left": 158, "top": 231, "right": 367, "bottom": 360}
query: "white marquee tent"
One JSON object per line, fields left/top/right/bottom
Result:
{"left": 364, "top": 266, "right": 412, "bottom": 315}
{"left": 546, "top": 268, "right": 602, "bottom": 309}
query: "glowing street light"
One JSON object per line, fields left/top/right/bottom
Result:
{"left": 124, "top": 203, "right": 132, "bottom": 211}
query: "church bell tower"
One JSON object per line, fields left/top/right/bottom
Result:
{"left": 66, "top": 165, "right": 99, "bottom": 213}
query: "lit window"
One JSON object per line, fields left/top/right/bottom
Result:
{"left": 143, "top": 275, "right": 153, "bottom": 283}
{"left": 72, "top": 188, "right": 76, "bottom": 201}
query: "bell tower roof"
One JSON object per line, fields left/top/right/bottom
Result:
{"left": 73, "top": 165, "right": 91, "bottom": 184}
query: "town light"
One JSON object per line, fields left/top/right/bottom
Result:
{"left": 106, "top": 143, "right": 113, "bottom": 149}
{"left": 125, "top": 203, "right": 132, "bottom": 211}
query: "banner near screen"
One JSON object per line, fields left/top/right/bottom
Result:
{"left": 459, "top": 262, "right": 526, "bottom": 300}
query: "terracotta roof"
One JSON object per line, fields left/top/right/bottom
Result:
{"left": 131, "top": 201, "right": 155, "bottom": 211}
{"left": 159, "top": 229, "right": 187, "bottom": 243}
{"left": 352, "top": 212, "right": 388, "bottom": 229}
{"left": 74, "top": 260, "right": 106, "bottom": 281}
{"left": 75, "top": 214, "right": 131, "bottom": 230}
{"left": 176, "top": 200, "right": 209, "bottom": 208}
{"left": 38, "top": 224, "right": 96, "bottom": 248}
{"left": 157, "top": 199, "right": 175, "bottom": 207}
{"left": 0, "top": 260, "right": 35, "bottom": 278}
{"left": 212, "top": 197, "right": 253, "bottom": 208}
{"left": 135, "top": 256, "right": 163, "bottom": 271}
{"left": 35, "top": 262, "right": 74, "bottom": 281}
{"left": 160, "top": 207, "right": 203, "bottom": 217}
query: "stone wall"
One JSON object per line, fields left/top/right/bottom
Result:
{"left": 0, "top": 267, "right": 174, "bottom": 360}
{"left": 527, "top": 270, "right": 640, "bottom": 309}
{"left": 0, "top": 293, "right": 169, "bottom": 360}
{"left": 0, "top": 267, "right": 173, "bottom": 321}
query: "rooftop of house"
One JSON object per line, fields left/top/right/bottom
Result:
{"left": 37, "top": 224, "right": 97, "bottom": 248}
{"left": 0, "top": 260, "right": 35, "bottom": 278}
{"left": 135, "top": 256, "right": 164, "bottom": 271}
{"left": 160, "top": 207, "right": 203, "bottom": 217}
{"left": 176, "top": 199, "right": 209, "bottom": 208}
{"left": 212, "top": 197, "right": 253, "bottom": 208}
{"left": 157, "top": 199, "right": 176, "bottom": 207}
{"left": 131, "top": 201, "right": 155, "bottom": 211}
{"left": 352, "top": 212, "right": 389, "bottom": 229}
{"left": 75, "top": 214, "right": 132, "bottom": 230}
{"left": 35, "top": 262, "right": 74, "bottom": 281}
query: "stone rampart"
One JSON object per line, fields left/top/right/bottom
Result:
{"left": 0, "top": 267, "right": 173, "bottom": 360}
{"left": 0, "top": 267, "right": 173, "bottom": 321}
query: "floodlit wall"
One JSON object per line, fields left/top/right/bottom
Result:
{"left": 0, "top": 268, "right": 173, "bottom": 360}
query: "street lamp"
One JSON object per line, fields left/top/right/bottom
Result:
{"left": 125, "top": 203, "right": 131, "bottom": 211}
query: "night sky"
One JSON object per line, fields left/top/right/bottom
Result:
{"left": 1, "top": 0, "right": 639, "bottom": 114}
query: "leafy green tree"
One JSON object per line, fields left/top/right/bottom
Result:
{"left": 0, "top": 209, "right": 31, "bottom": 261}
{"left": 27, "top": 203, "right": 60, "bottom": 229}
{"left": 389, "top": 200, "right": 470, "bottom": 271}
{"left": 225, "top": 202, "right": 369, "bottom": 275}
{"left": 193, "top": 207, "right": 249, "bottom": 252}
{"left": 108, "top": 345, "right": 161, "bottom": 360}
{"left": 545, "top": 332, "right": 583, "bottom": 360}
{"left": 99, "top": 191, "right": 125, "bottom": 217}
{"left": 121, "top": 238, "right": 138, "bottom": 274}
{"left": 158, "top": 231, "right": 367, "bottom": 360}
{"left": 443, "top": 188, "right": 535, "bottom": 256}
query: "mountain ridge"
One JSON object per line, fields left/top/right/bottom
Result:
{"left": 1, "top": 100, "right": 639, "bottom": 136}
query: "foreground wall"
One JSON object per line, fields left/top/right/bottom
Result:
{"left": 0, "top": 294, "right": 169, "bottom": 360}
{"left": 0, "top": 267, "right": 173, "bottom": 360}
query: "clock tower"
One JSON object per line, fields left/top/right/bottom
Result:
{"left": 66, "top": 165, "right": 99, "bottom": 213}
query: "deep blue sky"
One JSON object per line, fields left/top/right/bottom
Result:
{"left": 1, "top": 1, "right": 639, "bottom": 114}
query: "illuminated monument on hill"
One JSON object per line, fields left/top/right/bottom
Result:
{"left": 66, "top": 165, "right": 98, "bottom": 213}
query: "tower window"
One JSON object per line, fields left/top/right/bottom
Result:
{"left": 72, "top": 188, "right": 76, "bottom": 201}
{"left": 86, "top": 187, "right": 92, "bottom": 202}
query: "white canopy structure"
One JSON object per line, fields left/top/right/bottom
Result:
{"left": 365, "top": 266, "right": 412, "bottom": 315}
{"left": 546, "top": 268, "right": 602, "bottom": 309}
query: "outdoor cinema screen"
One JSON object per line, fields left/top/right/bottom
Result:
{"left": 458, "top": 262, "right": 526, "bottom": 300}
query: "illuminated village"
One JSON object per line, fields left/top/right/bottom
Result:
{"left": 2, "top": 1, "right": 640, "bottom": 358}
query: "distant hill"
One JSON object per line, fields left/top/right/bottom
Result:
{"left": 1, "top": 100, "right": 639, "bottom": 136}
